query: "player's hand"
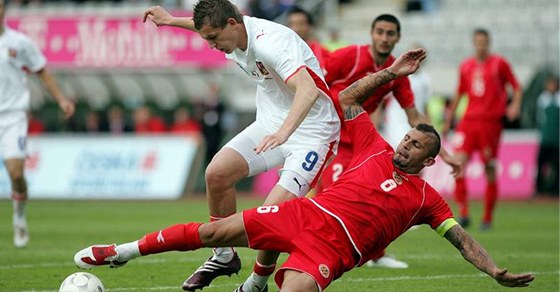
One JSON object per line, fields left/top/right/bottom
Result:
{"left": 58, "top": 99, "right": 75, "bottom": 119}
{"left": 493, "top": 268, "right": 534, "bottom": 287}
{"left": 389, "top": 48, "right": 427, "bottom": 77}
{"left": 143, "top": 6, "right": 173, "bottom": 27}
{"left": 442, "top": 154, "right": 464, "bottom": 178}
{"left": 505, "top": 103, "right": 520, "bottom": 122}
{"left": 254, "top": 132, "right": 289, "bottom": 154}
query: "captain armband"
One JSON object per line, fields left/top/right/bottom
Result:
{"left": 435, "top": 218, "right": 459, "bottom": 237}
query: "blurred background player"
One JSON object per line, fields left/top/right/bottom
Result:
{"left": 534, "top": 75, "right": 559, "bottom": 197}
{"left": 143, "top": 1, "right": 340, "bottom": 291}
{"left": 286, "top": 5, "right": 330, "bottom": 71}
{"left": 320, "top": 14, "right": 461, "bottom": 269}
{"left": 443, "top": 28, "right": 522, "bottom": 230}
{"left": 0, "top": 0, "right": 75, "bottom": 247}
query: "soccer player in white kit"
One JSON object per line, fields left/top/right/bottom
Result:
{"left": 143, "top": 1, "right": 340, "bottom": 291}
{"left": 0, "top": 0, "right": 75, "bottom": 247}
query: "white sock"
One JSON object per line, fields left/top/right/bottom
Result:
{"left": 242, "top": 272, "right": 269, "bottom": 292}
{"left": 116, "top": 241, "right": 141, "bottom": 262}
{"left": 211, "top": 247, "right": 235, "bottom": 262}
{"left": 12, "top": 199, "right": 26, "bottom": 221}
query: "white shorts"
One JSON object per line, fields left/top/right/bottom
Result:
{"left": 0, "top": 112, "right": 28, "bottom": 160}
{"left": 224, "top": 122, "right": 337, "bottom": 197}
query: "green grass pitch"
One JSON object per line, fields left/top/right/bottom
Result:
{"left": 0, "top": 197, "right": 558, "bottom": 291}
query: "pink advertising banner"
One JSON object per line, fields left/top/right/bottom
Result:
{"left": 6, "top": 14, "right": 227, "bottom": 68}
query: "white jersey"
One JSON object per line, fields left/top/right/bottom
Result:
{"left": 226, "top": 16, "right": 340, "bottom": 144}
{"left": 383, "top": 71, "right": 432, "bottom": 148}
{"left": 0, "top": 27, "right": 46, "bottom": 114}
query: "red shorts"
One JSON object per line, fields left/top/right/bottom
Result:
{"left": 452, "top": 119, "right": 503, "bottom": 163}
{"left": 243, "top": 198, "right": 358, "bottom": 291}
{"left": 317, "top": 143, "right": 354, "bottom": 192}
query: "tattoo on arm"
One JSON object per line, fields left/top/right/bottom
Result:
{"left": 339, "top": 69, "right": 397, "bottom": 105}
{"left": 444, "top": 225, "right": 498, "bottom": 277}
{"left": 343, "top": 104, "right": 365, "bottom": 120}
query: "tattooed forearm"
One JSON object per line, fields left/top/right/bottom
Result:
{"left": 444, "top": 225, "right": 498, "bottom": 277}
{"left": 339, "top": 69, "right": 397, "bottom": 104}
{"left": 343, "top": 104, "right": 365, "bottom": 120}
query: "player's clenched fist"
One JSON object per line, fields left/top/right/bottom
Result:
{"left": 143, "top": 6, "right": 173, "bottom": 27}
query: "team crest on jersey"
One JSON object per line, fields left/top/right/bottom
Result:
{"left": 392, "top": 171, "right": 403, "bottom": 185}
{"left": 318, "top": 264, "right": 330, "bottom": 278}
{"left": 255, "top": 61, "right": 269, "bottom": 76}
{"left": 9, "top": 48, "right": 17, "bottom": 58}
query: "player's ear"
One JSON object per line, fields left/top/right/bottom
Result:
{"left": 423, "top": 156, "right": 435, "bottom": 167}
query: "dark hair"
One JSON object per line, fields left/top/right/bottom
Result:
{"left": 193, "top": 0, "right": 243, "bottom": 30}
{"left": 415, "top": 123, "right": 441, "bottom": 158}
{"left": 473, "top": 28, "right": 490, "bottom": 39}
{"left": 371, "top": 14, "right": 401, "bottom": 33}
{"left": 287, "top": 6, "right": 315, "bottom": 26}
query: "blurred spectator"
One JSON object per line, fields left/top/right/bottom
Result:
{"left": 287, "top": 6, "right": 329, "bottom": 70}
{"left": 405, "top": 0, "right": 438, "bottom": 13}
{"left": 170, "top": 106, "right": 201, "bottom": 135}
{"left": 104, "top": 104, "right": 132, "bottom": 134}
{"left": 83, "top": 110, "right": 104, "bottom": 133}
{"left": 443, "top": 28, "right": 522, "bottom": 230}
{"left": 27, "top": 112, "right": 45, "bottom": 135}
{"left": 323, "top": 26, "right": 349, "bottom": 52}
{"left": 194, "top": 83, "right": 226, "bottom": 165}
{"left": 132, "top": 105, "right": 166, "bottom": 133}
{"left": 535, "top": 75, "right": 559, "bottom": 197}
{"left": 249, "top": 0, "right": 293, "bottom": 20}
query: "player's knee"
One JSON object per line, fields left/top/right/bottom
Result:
{"left": 205, "top": 163, "right": 235, "bottom": 189}
{"left": 198, "top": 222, "right": 229, "bottom": 245}
{"left": 281, "top": 270, "right": 318, "bottom": 292}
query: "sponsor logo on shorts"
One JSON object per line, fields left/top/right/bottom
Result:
{"left": 18, "top": 137, "right": 26, "bottom": 151}
{"left": 293, "top": 177, "right": 306, "bottom": 191}
{"left": 318, "top": 264, "right": 330, "bottom": 278}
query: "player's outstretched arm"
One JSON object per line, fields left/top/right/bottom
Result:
{"left": 143, "top": 6, "right": 196, "bottom": 31}
{"left": 36, "top": 68, "right": 75, "bottom": 119}
{"left": 443, "top": 225, "right": 535, "bottom": 287}
{"left": 339, "top": 48, "right": 427, "bottom": 118}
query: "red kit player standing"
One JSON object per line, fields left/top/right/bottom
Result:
{"left": 443, "top": 28, "right": 522, "bottom": 230}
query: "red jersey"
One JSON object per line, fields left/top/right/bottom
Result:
{"left": 324, "top": 45, "right": 415, "bottom": 145}
{"left": 311, "top": 112, "right": 454, "bottom": 266}
{"left": 457, "top": 54, "right": 520, "bottom": 120}
{"left": 308, "top": 40, "right": 330, "bottom": 72}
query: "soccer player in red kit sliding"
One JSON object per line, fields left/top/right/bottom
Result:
{"left": 443, "top": 28, "right": 522, "bottom": 230}
{"left": 74, "top": 48, "right": 534, "bottom": 292}
{"left": 319, "top": 14, "right": 462, "bottom": 269}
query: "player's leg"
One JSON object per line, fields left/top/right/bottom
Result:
{"left": 239, "top": 143, "right": 336, "bottom": 292}
{"left": 1, "top": 114, "right": 30, "bottom": 247}
{"left": 480, "top": 123, "right": 502, "bottom": 230}
{"left": 450, "top": 127, "right": 473, "bottom": 227}
{"left": 280, "top": 270, "right": 318, "bottom": 292}
{"left": 74, "top": 213, "right": 249, "bottom": 268}
{"left": 185, "top": 123, "right": 285, "bottom": 291}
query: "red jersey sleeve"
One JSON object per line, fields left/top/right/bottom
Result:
{"left": 499, "top": 58, "right": 520, "bottom": 90}
{"left": 422, "top": 185, "right": 455, "bottom": 229}
{"left": 456, "top": 60, "right": 469, "bottom": 96}
{"left": 392, "top": 75, "right": 416, "bottom": 109}
{"left": 345, "top": 111, "right": 381, "bottom": 153}
{"left": 324, "top": 45, "right": 358, "bottom": 85}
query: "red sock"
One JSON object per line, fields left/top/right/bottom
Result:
{"left": 454, "top": 178, "right": 468, "bottom": 218}
{"left": 483, "top": 182, "right": 498, "bottom": 224}
{"left": 371, "top": 249, "right": 386, "bottom": 261}
{"left": 138, "top": 223, "right": 203, "bottom": 256}
{"left": 253, "top": 260, "right": 276, "bottom": 276}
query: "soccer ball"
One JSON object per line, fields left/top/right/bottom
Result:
{"left": 59, "top": 272, "right": 105, "bottom": 292}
